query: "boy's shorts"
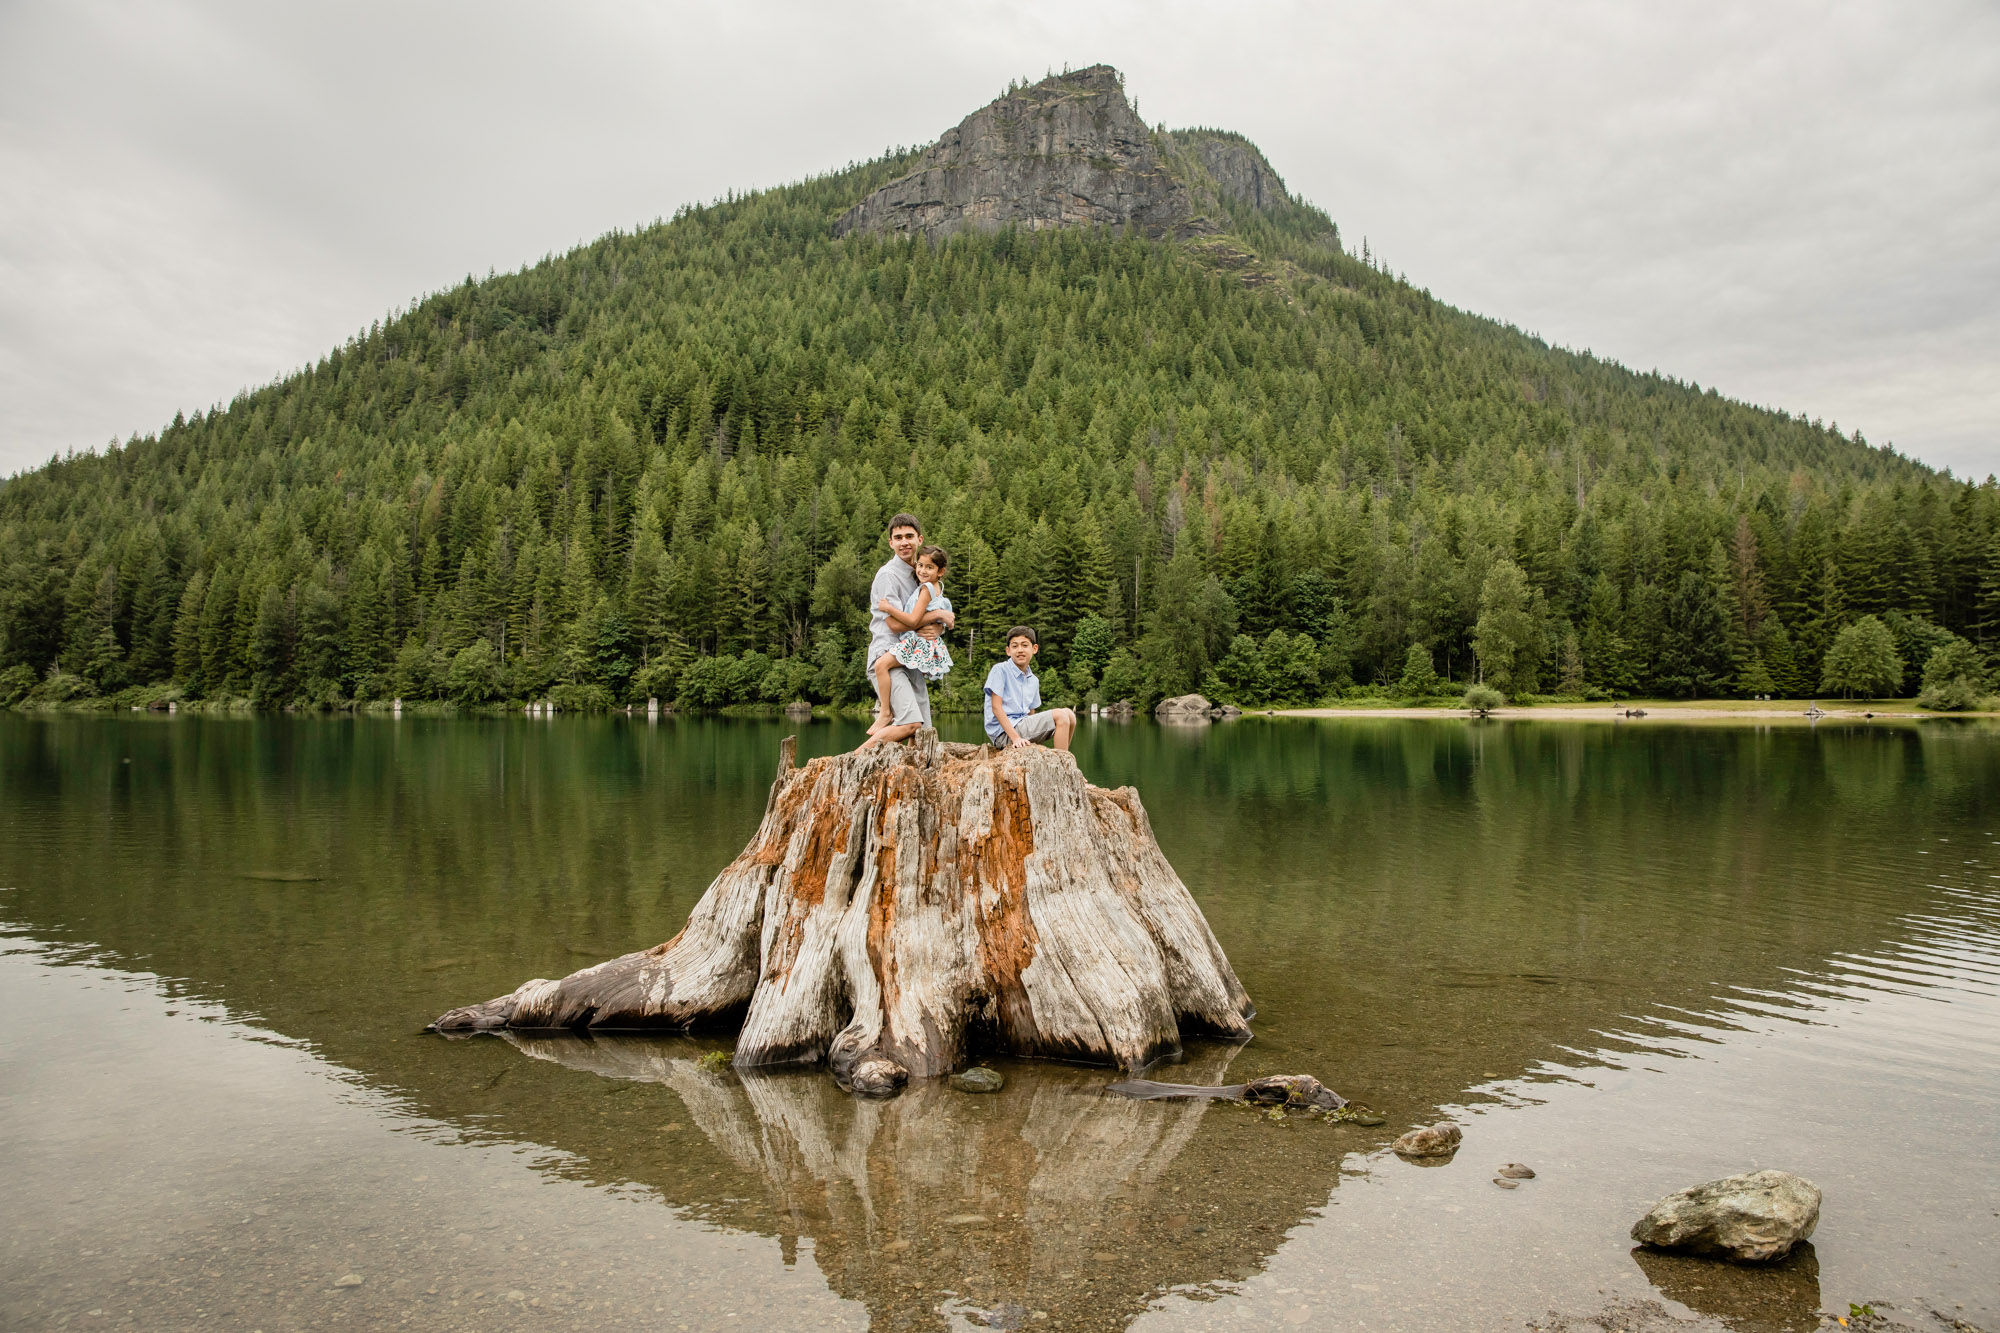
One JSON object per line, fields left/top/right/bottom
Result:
{"left": 997, "top": 711, "right": 1060, "bottom": 744}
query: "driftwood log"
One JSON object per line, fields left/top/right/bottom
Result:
{"left": 1106, "top": 1073, "right": 1346, "bottom": 1109}
{"left": 429, "top": 731, "right": 1255, "bottom": 1093}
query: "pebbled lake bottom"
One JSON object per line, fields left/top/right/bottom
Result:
{"left": 2, "top": 712, "right": 1997, "bottom": 1332}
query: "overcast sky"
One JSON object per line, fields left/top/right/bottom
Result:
{"left": 2, "top": 0, "right": 1995, "bottom": 482}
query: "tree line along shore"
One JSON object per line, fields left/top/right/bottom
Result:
{"left": 3, "top": 149, "right": 1997, "bottom": 718}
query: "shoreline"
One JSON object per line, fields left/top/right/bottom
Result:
{"left": 1266, "top": 701, "right": 1998, "bottom": 723}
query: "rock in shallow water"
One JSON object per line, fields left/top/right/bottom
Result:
{"left": 1630, "top": 1169, "right": 1821, "bottom": 1262}
{"left": 1240, "top": 1074, "right": 1344, "bottom": 1109}
{"left": 950, "top": 1067, "right": 1005, "bottom": 1094}
{"left": 1392, "top": 1122, "right": 1462, "bottom": 1158}
{"left": 843, "top": 1057, "right": 909, "bottom": 1098}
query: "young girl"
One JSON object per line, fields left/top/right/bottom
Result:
{"left": 867, "top": 546, "right": 953, "bottom": 735}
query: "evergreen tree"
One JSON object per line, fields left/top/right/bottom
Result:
{"left": 1657, "top": 570, "right": 1732, "bottom": 698}
{"left": 1555, "top": 629, "right": 1586, "bottom": 697}
{"left": 170, "top": 569, "right": 209, "bottom": 690}
{"left": 1472, "top": 561, "right": 1543, "bottom": 696}
{"left": 1143, "top": 548, "right": 1237, "bottom": 697}
{"left": 1761, "top": 620, "right": 1807, "bottom": 697}
{"left": 1580, "top": 574, "right": 1635, "bottom": 696}
{"left": 1396, "top": 643, "right": 1441, "bottom": 698}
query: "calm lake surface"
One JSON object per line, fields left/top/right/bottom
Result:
{"left": 3, "top": 713, "right": 1997, "bottom": 1332}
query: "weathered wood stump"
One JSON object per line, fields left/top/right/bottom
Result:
{"left": 429, "top": 731, "right": 1255, "bottom": 1093}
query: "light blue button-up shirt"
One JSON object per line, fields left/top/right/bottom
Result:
{"left": 982, "top": 660, "right": 1041, "bottom": 743}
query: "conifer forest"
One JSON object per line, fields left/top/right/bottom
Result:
{"left": 3, "top": 141, "right": 1997, "bottom": 714}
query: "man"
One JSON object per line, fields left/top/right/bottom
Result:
{"left": 860, "top": 512, "right": 954, "bottom": 748}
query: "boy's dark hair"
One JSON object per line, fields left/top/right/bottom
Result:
{"left": 887, "top": 512, "right": 923, "bottom": 536}
{"left": 1005, "top": 625, "right": 1038, "bottom": 646}
{"left": 919, "top": 544, "right": 949, "bottom": 573}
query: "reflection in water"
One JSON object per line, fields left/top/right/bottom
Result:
{"left": 502, "top": 1035, "right": 1277, "bottom": 1329}
{"left": 3, "top": 714, "right": 1999, "bottom": 1330}
{"left": 1631, "top": 1246, "right": 1822, "bottom": 1333}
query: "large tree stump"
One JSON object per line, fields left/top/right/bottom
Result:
{"left": 429, "top": 732, "right": 1254, "bottom": 1092}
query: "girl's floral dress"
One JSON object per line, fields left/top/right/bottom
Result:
{"left": 892, "top": 583, "right": 954, "bottom": 681}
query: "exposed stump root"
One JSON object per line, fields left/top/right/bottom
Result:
{"left": 1106, "top": 1073, "right": 1345, "bottom": 1110}
{"left": 429, "top": 731, "right": 1255, "bottom": 1091}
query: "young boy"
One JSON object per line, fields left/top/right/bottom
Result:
{"left": 982, "top": 627, "right": 1076, "bottom": 751}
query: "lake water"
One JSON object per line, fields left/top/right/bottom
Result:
{"left": 3, "top": 713, "right": 1997, "bottom": 1332}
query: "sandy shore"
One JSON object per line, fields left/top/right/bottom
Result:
{"left": 1266, "top": 701, "right": 1996, "bottom": 723}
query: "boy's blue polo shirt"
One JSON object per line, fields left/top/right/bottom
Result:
{"left": 982, "top": 659, "right": 1041, "bottom": 743}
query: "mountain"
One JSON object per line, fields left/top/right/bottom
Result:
{"left": 1, "top": 66, "right": 1995, "bottom": 713}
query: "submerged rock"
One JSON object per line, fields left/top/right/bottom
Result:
{"left": 1630, "top": 1169, "right": 1821, "bottom": 1262}
{"left": 1392, "top": 1122, "right": 1462, "bottom": 1158}
{"left": 1498, "top": 1162, "right": 1537, "bottom": 1179}
{"left": 842, "top": 1057, "right": 909, "bottom": 1099}
{"left": 950, "top": 1067, "right": 1005, "bottom": 1094}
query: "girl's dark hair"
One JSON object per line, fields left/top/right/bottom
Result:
{"left": 919, "top": 544, "right": 949, "bottom": 574}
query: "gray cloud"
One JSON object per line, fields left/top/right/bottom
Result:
{"left": 2, "top": 0, "right": 1994, "bottom": 479}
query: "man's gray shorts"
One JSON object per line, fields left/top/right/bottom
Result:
{"left": 885, "top": 663, "right": 932, "bottom": 727}
{"left": 1003, "top": 711, "right": 1060, "bottom": 743}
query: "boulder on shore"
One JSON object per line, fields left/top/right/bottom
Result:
{"left": 1630, "top": 1169, "right": 1821, "bottom": 1262}
{"left": 1155, "top": 694, "right": 1214, "bottom": 719}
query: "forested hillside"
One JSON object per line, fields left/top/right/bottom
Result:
{"left": 3, "top": 107, "right": 1997, "bottom": 712}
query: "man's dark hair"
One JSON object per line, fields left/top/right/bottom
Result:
{"left": 887, "top": 512, "right": 923, "bottom": 536}
{"left": 1005, "top": 625, "right": 1038, "bottom": 646}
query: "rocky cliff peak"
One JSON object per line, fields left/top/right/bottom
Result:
{"left": 1166, "top": 130, "right": 1289, "bottom": 215}
{"left": 835, "top": 65, "right": 1291, "bottom": 241}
